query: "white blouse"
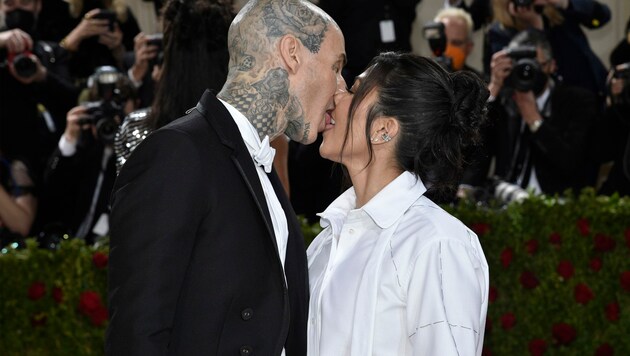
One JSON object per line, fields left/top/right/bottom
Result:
{"left": 307, "top": 172, "right": 489, "bottom": 356}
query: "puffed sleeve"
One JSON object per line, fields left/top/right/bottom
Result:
{"left": 406, "top": 237, "right": 488, "bottom": 356}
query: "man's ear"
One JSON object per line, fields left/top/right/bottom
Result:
{"left": 279, "top": 34, "right": 301, "bottom": 74}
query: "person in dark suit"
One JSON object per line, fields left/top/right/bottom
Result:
{"left": 463, "top": 28, "right": 599, "bottom": 197}
{"left": 106, "top": 0, "right": 346, "bottom": 355}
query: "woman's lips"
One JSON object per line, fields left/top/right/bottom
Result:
{"left": 324, "top": 111, "right": 336, "bottom": 130}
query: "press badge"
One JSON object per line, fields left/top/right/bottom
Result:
{"left": 379, "top": 20, "right": 396, "bottom": 43}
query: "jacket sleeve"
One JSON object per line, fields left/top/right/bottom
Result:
{"left": 106, "top": 128, "right": 208, "bottom": 355}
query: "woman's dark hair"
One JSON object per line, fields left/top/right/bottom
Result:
{"left": 342, "top": 52, "right": 489, "bottom": 199}
{"left": 149, "top": 0, "right": 232, "bottom": 129}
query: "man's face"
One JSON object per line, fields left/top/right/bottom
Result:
{"left": 441, "top": 16, "right": 472, "bottom": 71}
{"left": 287, "top": 25, "right": 346, "bottom": 144}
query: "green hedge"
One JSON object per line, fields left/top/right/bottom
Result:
{"left": 1, "top": 190, "right": 629, "bottom": 355}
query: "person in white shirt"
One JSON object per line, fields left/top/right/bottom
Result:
{"left": 307, "top": 52, "right": 490, "bottom": 356}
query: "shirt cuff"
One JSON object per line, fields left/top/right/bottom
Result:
{"left": 58, "top": 135, "right": 78, "bottom": 157}
{"left": 127, "top": 68, "right": 143, "bottom": 88}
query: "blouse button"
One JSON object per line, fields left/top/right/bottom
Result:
{"left": 348, "top": 228, "right": 355, "bottom": 234}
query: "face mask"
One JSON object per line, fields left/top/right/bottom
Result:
{"left": 444, "top": 44, "right": 466, "bottom": 71}
{"left": 4, "top": 9, "right": 36, "bottom": 35}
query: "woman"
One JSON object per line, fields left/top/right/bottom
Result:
{"left": 488, "top": 0, "right": 609, "bottom": 98}
{"left": 307, "top": 53, "right": 490, "bottom": 355}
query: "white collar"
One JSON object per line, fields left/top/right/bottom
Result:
{"left": 318, "top": 171, "right": 427, "bottom": 230}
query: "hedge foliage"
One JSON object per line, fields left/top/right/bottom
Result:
{"left": 1, "top": 190, "right": 629, "bottom": 355}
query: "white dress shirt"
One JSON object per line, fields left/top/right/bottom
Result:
{"left": 307, "top": 171, "right": 489, "bottom": 356}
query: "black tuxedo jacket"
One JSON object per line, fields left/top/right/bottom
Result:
{"left": 106, "top": 90, "right": 308, "bottom": 355}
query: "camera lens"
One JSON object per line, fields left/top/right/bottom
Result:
{"left": 96, "top": 117, "right": 119, "bottom": 143}
{"left": 13, "top": 54, "right": 37, "bottom": 78}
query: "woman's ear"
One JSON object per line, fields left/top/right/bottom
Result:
{"left": 279, "top": 34, "right": 301, "bottom": 74}
{"left": 370, "top": 117, "right": 399, "bottom": 144}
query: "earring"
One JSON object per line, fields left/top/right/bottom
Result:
{"left": 371, "top": 135, "right": 379, "bottom": 142}
{"left": 381, "top": 132, "right": 392, "bottom": 142}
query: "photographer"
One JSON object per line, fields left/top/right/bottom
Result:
{"left": 40, "top": 66, "right": 137, "bottom": 244}
{"left": 58, "top": 0, "right": 140, "bottom": 82}
{"left": 488, "top": 0, "right": 610, "bottom": 100}
{"left": 0, "top": 0, "right": 79, "bottom": 180}
{"left": 123, "top": 31, "right": 161, "bottom": 108}
{"left": 462, "top": 29, "right": 599, "bottom": 199}
{"left": 427, "top": 7, "right": 481, "bottom": 77}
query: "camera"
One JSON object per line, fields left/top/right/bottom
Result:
{"left": 92, "top": 9, "right": 117, "bottom": 31}
{"left": 79, "top": 66, "right": 127, "bottom": 143}
{"left": 610, "top": 62, "right": 630, "bottom": 108}
{"left": 145, "top": 33, "right": 164, "bottom": 66}
{"left": 504, "top": 45, "right": 544, "bottom": 92}
{"left": 422, "top": 21, "right": 452, "bottom": 71}
{"left": 79, "top": 100, "right": 123, "bottom": 143}
{"left": 6, "top": 51, "right": 37, "bottom": 78}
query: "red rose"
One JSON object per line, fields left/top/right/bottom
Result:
{"left": 549, "top": 232, "right": 562, "bottom": 246}
{"left": 589, "top": 258, "right": 602, "bottom": 272}
{"left": 79, "top": 291, "right": 104, "bottom": 315}
{"left": 489, "top": 286, "right": 498, "bottom": 303}
{"left": 92, "top": 252, "right": 109, "bottom": 269}
{"left": 595, "top": 343, "right": 614, "bottom": 356}
{"left": 552, "top": 323, "right": 576, "bottom": 345}
{"left": 28, "top": 281, "right": 46, "bottom": 301}
{"left": 501, "top": 247, "right": 514, "bottom": 268}
{"left": 528, "top": 339, "right": 547, "bottom": 356}
{"left": 594, "top": 233, "right": 616, "bottom": 252}
{"left": 557, "top": 260, "right": 574, "bottom": 280}
{"left": 605, "top": 302, "right": 619, "bottom": 322}
{"left": 520, "top": 271, "right": 539, "bottom": 289}
{"left": 574, "top": 283, "right": 594, "bottom": 305}
{"left": 525, "top": 239, "right": 538, "bottom": 255}
{"left": 471, "top": 222, "right": 490, "bottom": 236}
{"left": 621, "top": 271, "right": 630, "bottom": 292}
{"left": 52, "top": 287, "right": 63, "bottom": 304}
{"left": 30, "top": 313, "right": 47, "bottom": 327}
{"left": 89, "top": 306, "right": 109, "bottom": 326}
{"left": 577, "top": 218, "right": 590, "bottom": 236}
{"left": 500, "top": 312, "right": 516, "bottom": 330}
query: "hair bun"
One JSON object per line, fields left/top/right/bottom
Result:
{"left": 449, "top": 70, "right": 489, "bottom": 146}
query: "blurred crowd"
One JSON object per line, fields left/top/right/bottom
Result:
{"left": 1, "top": 0, "right": 629, "bottom": 248}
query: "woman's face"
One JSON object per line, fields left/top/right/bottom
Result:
{"left": 319, "top": 73, "right": 376, "bottom": 167}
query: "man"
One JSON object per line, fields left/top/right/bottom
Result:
{"left": 106, "top": 0, "right": 346, "bottom": 355}
{"left": 434, "top": 7, "right": 480, "bottom": 76}
{"left": 464, "top": 28, "right": 599, "bottom": 197}
{"left": 41, "top": 66, "right": 137, "bottom": 244}
{"left": 0, "top": 0, "right": 78, "bottom": 179}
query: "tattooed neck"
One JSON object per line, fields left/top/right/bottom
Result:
{"left": 218, "top": 67, "right": 294, "bottom": 141}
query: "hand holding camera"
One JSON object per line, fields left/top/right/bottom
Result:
{"left": 130, "top": 33, "right": 162, "bottom": 83}
{"left": 61, "top": 9, "right": 113, "bottom": 52}
{"left": 64, "top": 105, "right": 92, "bottom": 144}
{"left": 1, "top": 29, "right": 46, "bottom": 83}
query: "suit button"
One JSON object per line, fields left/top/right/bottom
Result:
{"left": 241, "top": 308, "right": 253, "bottom": 321}
{"left": 240, "top": 345, "right": 253, "bottom": 355}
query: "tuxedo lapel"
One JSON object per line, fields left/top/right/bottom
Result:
{"left": 195, "top": 90, "right": 276, "bottom": 244}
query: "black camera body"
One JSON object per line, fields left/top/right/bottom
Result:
{"left": 504, "top": 45, "right": 544, "bottom": 92}
{"left": 422, "top": 21, "right": 452, "bottom": 71}
{"left": 79, "top": 100, "right": 123, "bottom": 143}
{"left": 145, "top": 33, "right": 164, "bottom": 66}
{"left": 92, "top": 9, "right": 117, "bottom": 31}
